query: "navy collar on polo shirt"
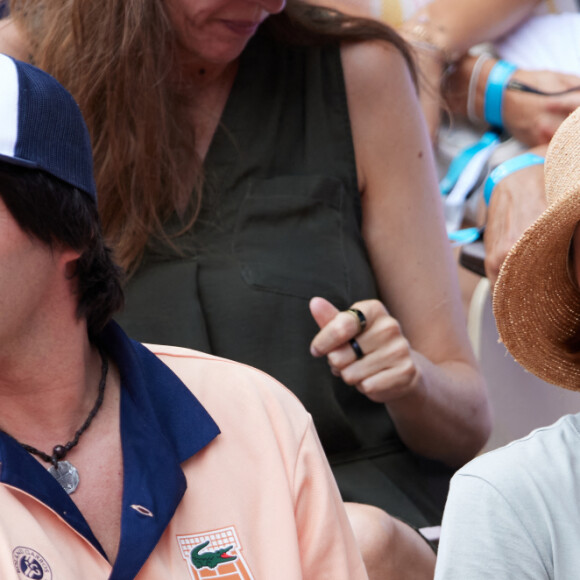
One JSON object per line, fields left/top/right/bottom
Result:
{"left": 0, "top": 321, "right": 220, "bottom": 578}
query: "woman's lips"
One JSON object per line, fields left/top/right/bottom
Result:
{"left": 221, "top": 19, "right": 261, "bottom": 35}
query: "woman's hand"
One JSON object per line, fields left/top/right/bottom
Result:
{"left": 503, "top": 69, "right": 580, "bottom": 147}
{"left": 309, "top": 297, "right": 422, "bottom": 404}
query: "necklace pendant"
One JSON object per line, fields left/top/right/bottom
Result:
{"left": 48, "top": 460, "right": 80, "bottom": 494}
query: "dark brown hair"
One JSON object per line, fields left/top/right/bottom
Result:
{"left": 10, "top": 0, "right": 415, "bottom": 275}
{"left": 0, "top": 161, "right": 124, "bottom": 335}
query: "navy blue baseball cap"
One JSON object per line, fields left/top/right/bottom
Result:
{"left": 0, "top": 53, "right": 97, "bottom": 201}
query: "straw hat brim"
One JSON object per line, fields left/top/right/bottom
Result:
{"left": 493, "top": 189, "right": 580, "bottom": 390}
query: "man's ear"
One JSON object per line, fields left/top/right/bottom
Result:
{"left": 60, "top": 248, "right": 82, "bottom": 280}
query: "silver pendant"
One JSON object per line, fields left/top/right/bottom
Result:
{"left": 48, "top": 460, "right": 80, "bottom": 494}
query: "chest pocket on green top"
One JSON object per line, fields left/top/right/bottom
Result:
{"left": 233, "top": 175, "right": 350, "bottom": 304}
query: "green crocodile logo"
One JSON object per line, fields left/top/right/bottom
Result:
{"left": 190, "top": 541, "right": 237, "bottom": 570}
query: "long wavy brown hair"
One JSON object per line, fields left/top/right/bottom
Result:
{"left": 9, "top": 0, "right": 415, "bottom": 275}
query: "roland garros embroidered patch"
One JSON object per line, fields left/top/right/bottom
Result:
{"left": 177, "top": 526, "right": 254, "bottom": 579}
{"left": 12, "top": 546, "right": 52, "bottom": 579}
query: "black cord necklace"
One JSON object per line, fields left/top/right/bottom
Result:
{"left": 16, "top": 346, "right": 108, "bottom": 495}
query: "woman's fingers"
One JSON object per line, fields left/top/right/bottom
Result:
{"left": 309, "top": 296, "right": 340, "bottom": 330}
{"left": 310, "top": 298, "right": 419, "bottom": 402}
{"left": 504, "top": 70, "right": 580, "bottom": 146}
{"left": 309, "top": 297, "right": 372, "bottom": 356}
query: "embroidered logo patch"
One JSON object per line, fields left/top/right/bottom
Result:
{"left": 177, "top": 527, "right": 255, "bottom": 579}
{"left": 12, "top": 547, "right": 52, "bottom": 579}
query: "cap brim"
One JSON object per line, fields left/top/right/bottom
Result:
{"left": 0, "top": 153, "right": 38, "bottom": 170}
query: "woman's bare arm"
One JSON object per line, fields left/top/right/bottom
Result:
{"left": 310, "top": 40, "right": 491, "bottom": 467}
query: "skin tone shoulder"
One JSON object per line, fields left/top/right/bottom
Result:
{"left": 0, "top": 18, "right": 28, "bottom": 59}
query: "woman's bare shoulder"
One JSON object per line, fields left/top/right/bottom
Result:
{"left": 0, "top": 18, "right": 29, "bottom": 60}
{"left": 340, "top": 39, "right": 414, "bottom": 100}
{"left": 339, "top": 39, "right": 421, "bottom": 192}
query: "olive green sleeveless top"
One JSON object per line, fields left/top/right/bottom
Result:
{"left": 116, "top": 31, "right": 452, "bottom": 528}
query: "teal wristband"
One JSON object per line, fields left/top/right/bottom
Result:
{"left": 484, "top": 153, "right": 545, "bottom": 206}
{"left": 439, "top": 131, "right": 499, "bottom": 195}
{"left": 440, "top": 131, "right": 500, "bottom": 196}
{"left": 484, "top": 60, "right": 517, "bottom": 129}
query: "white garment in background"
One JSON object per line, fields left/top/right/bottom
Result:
{"left": 496, "top": 12, "right": 580, "bottom": 75}
{"left": 435, "top": 413, "right": 580, "bottom": 580}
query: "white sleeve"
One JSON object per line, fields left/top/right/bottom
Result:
{"left": 434, "top": 473, "right": 550, "bottom": 580}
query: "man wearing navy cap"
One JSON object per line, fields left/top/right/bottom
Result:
{"left": 0, "top": 55, "right": 368, "bottom": 579}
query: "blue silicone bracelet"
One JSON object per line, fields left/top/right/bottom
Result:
{"left": 440, "top": 131, "right": 500, "bottom": 196}
{"left": 483, "top": 153, "right": 545, "bottom": 206}
{"left": 484, "top": 60, "right": 517, "bottom": 129}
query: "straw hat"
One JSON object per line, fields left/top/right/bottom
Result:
{"left": 493, "top": 106, "right": 580, "bottom": 391}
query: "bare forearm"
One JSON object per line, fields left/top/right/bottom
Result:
{"left": 424, "top": 0, "right": 541, "bottom": 60}
{"left": 444, "top": 54, "right": 494, "bottom": 118}
{"left": 387, "top": 351, "right": 491, "bottom": 467}
{"left": 402, "top": 0, "right": 539, "bottom": 139}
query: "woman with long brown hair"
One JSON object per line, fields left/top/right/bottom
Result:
{"left": 1, "top": 1, "right": 491, "bottom": 576}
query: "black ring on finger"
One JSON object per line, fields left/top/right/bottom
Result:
{"left": 345, "top": 308, "right": 367, "bottom": 335}
{"left": 349, "top": 338, "right": 364, "bottom": 360}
